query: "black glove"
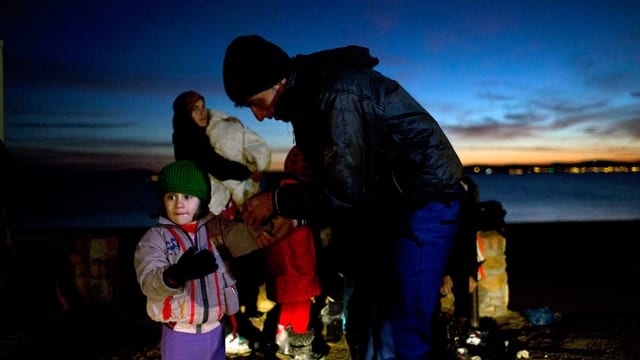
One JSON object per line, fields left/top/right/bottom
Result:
{"left": 163, "top": 247, "right": 218, "bottom": 288}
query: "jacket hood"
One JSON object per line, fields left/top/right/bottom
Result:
{"left": 172, "top": 91, "right": 206, "bottom": 143}
{"left": 275, "top": 46, "right": 379, "bottom": 119}
{"left": 294, "top": 45, "right": 379, "bottom": 75}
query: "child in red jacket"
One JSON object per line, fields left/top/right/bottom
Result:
{"left": 262, "top": 146, "right": 322, "bottom": 359}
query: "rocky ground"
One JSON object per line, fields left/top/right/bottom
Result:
{"left": 2, "top": 221, "right": 639, "bottom": 359}
{"left": 496, "top": 311, "right": 640, "bottom": 360}
{"left": 1, "top": 305, "right": 639, "bottom": 359}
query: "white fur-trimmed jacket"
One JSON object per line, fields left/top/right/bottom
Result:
{"left": 133, "top": 213, "right": 246, "bottom": 334}
{"left": 205, "top": 109, "right": 271, "bottom": 215}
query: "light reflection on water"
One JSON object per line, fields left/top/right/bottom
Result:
{"left": 471, "top": 172, "right": 640, "bottom": 223}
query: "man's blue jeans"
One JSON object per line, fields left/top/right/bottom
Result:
{"left": 365, "top": 199, "right": 460, "bottom": 360}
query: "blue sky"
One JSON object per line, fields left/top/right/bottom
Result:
{"left": 1, "top": 0, "right": 639, "bottom": 172}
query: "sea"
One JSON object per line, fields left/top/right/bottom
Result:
{"left": 11, "top": 168, "right": 640, "bottom": 229}
{"left": 470, "top": 172, "right": 640, "bottom": 224}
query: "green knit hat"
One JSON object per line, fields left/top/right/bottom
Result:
{"left": 157, "top": 160, "right": 210, "bottom": 200}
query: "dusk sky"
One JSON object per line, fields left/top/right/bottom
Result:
{"left": 1, "top": 0, "right": 639, "bottom": 172}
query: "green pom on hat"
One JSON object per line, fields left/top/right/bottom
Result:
{"left": 158, "top": 160, "right": 210, "bottom": 200}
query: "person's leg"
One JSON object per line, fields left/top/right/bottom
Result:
{"left": 227, "top": 249, "right": 265, "bottom": 350}
{"left": 317, "top": 264, "right": 346, "bottom": 344}
{"left": 230, "top": 249, "right": 265, "bottom": 318}
{"left": 345, "top": 272, "right": 374, "bottom": 360}
{"left": 288, "top": 300, "right": 312, "bottom": 334}
{"left": 161, "top": 324, "right": 225, "bottom": 360}
{"left": 259, "top": 303, "right": 281, "bottom": 357}
{"left": 391, "top": 200, "right": 460, "bottom": 360}
{"left": 312, "top": 225, "right": 346, "bottom": 353}
{"left": 208, "top": 325, "right": 226, "bottom": 360}
{"left": 286, "top": 300, "right": 324, "bottom": 359}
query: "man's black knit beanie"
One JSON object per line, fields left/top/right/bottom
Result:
{"left": 223, "top": 35, "right": 291, "bottom": 106}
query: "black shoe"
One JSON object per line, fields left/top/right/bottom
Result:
{"left": 255, "top": 341, "right": 279, "bottom": 360}
{"left": 311, "top": 334, "right": 331, "bottom": 357}
{"left": 325, "top": 319, "right": 343, "bottom": 343}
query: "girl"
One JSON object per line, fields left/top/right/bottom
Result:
{"left": 134, "top": 160, "right": 239, "bottom": 359}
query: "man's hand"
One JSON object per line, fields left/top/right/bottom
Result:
{"left": 468, "top": 276, "right": 478, "bottom": 294}
{"left": 440, "top": 275, "right": 454, "bottom": 295}
{"left": 255, "top": 216, "right": 296, "bottom": 248}
{"left": 241, "top": 191, "right": 274, "bottom": 228}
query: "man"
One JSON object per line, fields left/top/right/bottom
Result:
{"left": 222, "top": 34, "right": 465, "bottom": 360}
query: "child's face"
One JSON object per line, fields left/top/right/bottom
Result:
{"left": 190, "top": 99, "right": 208, "bottom": 128}
{"left": 163, "top": 192, "right": 201, "bottom": 225}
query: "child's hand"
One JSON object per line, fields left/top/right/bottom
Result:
{"left": 224, "top": 116, "right": 243, "bottom": 126}
{"left": 256, "top": 232, "right": 277, "bottom": 248}
{"left": 163, "top": 247, "right": 218, "bottom": 288}
{"left": 249, "top": 171, "right": 264, "bottom": 182}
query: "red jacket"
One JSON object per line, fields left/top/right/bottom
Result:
{"left": 264, "top": 223, "right": 321, "bottom": 304}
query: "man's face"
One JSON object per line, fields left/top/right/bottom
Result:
{"left": 245, "top": 80, "right": 285, "bottom": 122}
